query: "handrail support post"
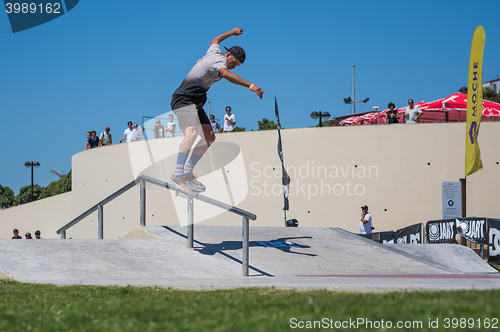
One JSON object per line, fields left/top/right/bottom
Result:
{"left": 187, "top": 199, "right": 194, "bottom": 248}
{"left": 98, "top": 204, "right": 104, "bottom": 239}
{"left": 140, "top": 178, "right": 146, "bottom": 226}
{"left": 242, "top": 216, "right": 249, "bottom": 276}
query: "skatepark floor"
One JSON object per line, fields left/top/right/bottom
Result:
{"left": 0, "top": 226, "right": 499, "bottom": 292}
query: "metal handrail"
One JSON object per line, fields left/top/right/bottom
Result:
{"left": 56, "top": 179, "right": 139, "bottom": 238}
{"left": 140, "top": 176, "right": 257, "bottom": 220}
{"left": 55, "top": 175, "right": 257, "bottom": 276}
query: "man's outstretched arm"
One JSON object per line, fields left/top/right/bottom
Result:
{"left": 211, "top": 28, "right": 243, "bottom": 45}
{"left": 219, "top": 68, "right": 264, "bottom": 99}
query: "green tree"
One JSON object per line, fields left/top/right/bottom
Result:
{"left": 484, "top": 88, "right": 500, "bottom": 104}
{"left": 315, "top": 120, "right": 330, "bottom": 127}
{"left": 14, "top": 184, "right": 43, "bottom": 206}
{"left": 40, "top": 170, "right": 72, "bottom": 199}
{"left": 0, "top": 185, "right": 15, "bottom": 209}
{"left": 232, "top": 126, "right": 246, "bottom": 132}
{"left": 258, "top": 118, "right": 278, "bottom": 131}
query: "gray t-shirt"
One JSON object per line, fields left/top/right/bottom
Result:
{"left": 405, "top": 106, "right": 422, "bottom": 124}
{"left": 171, "top": 44, "right": 228, "bottom": 109}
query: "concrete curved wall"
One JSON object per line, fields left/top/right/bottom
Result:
{"left": 2, "top": 122, "right": 499, "bottom": 239}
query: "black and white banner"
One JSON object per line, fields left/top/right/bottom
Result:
{"left": 360, "top": 231, "right": 395, "bottom": 243}
{"left": 427, "top": 217, "right": 490, "bottom": 244}
{"left": 488, "top": 219, "right": 500, "bottom": 265}
{"left": 360, "top": 224, "right": 421, "bottom": 244}
{"left": 455, "top": 217, "right": 488, "bottom": 244}
{"left": 395, "top": 223, "right": 422, "bottom": 244}
{"left": 426, "top": 219, "right": 457, "bottom": 244}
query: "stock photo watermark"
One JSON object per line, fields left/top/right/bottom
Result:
{"left": 249, "top": 161, "right": 379, "bottom": 199}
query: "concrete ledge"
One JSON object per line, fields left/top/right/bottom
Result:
{"left": 120, "top": 226, "right": 161, "bottom": 239}
{"left": 0, "top": 269, "right": 16, "bottom": 281}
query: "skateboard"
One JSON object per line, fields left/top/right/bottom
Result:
{"left": 167, "top": 179, "right": 199, "bottom": 200}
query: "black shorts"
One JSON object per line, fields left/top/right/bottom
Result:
{"left": 171, "top": 94, "right": 210, "bottom": 127}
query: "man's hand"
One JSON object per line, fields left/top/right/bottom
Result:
{"left": 232, "top": 28, "right": 243, "bottom": 36}
{"left": 212, "top": 28, "right": 243, "bottom": 45}
{"left": 250, "top": 84, "right": 264, "bottom": 99}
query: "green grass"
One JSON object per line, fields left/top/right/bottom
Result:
{"left": 1, "top": 280, "right": 499, "bottom": 331}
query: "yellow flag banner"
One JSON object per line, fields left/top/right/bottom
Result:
{"left": 465, "top": 26, "right": 486, "bottom": 177}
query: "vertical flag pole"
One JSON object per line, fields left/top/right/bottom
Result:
{"left": 275, "top": 97, "right": 291, "bottom": 224}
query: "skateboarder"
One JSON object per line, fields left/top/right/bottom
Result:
{"left": 169, "top": 27, "right": 263, "bottom": 193}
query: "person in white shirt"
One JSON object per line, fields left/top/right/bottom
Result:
{"left": 165, "top": 114, "right": 176, "bottom": 138}
{"left": 119, "top": 121, "right": 135, "bottom": 143}
{"left": 405, "top": 99, "right": 423, "bottom": 124}
{"left": 224, "top": 106, "right": 236, "bottom": 132}
{"left": 359, "top": 205, "right": 373, "bottom": 234}
{"left": 132, "top": 123, "right": 144, "bottom": 141}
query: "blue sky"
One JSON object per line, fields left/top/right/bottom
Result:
{"left": 1, "top": 0, "right": 500, "bottom": 194}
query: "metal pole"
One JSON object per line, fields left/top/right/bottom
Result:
{"left": 352, "top": 63, "right": 356, "bottom": 114}
{"left": 61, "top": 230, "right": 66, "bottom": 239}
{"left": 242, "top": 216, "right": 249, "bottom": 276}
{"left": 187, "top": 199, "right": 194, "bottom": 248}
{"left": 421, "top": 223, "right": 426, "bottom": 244}
{"left": 319, "top": 113, "right": 322, "bottom": 127}
{"left": 31, "top": 164, "right": 34, "bottom": 202}
{"left": 460, "top": 178, "right": 467, "bottom": 246}
{"left": 98, "top": 204, "right": 103, "bottom": 239}
{"left": 140, "top": 179, "right": 146, "bottom": 226}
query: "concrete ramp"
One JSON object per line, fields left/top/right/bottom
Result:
{"left": 0, "top": 226, "right": 497, "bottom": 288}
{"left": 385, "top": 243, "right": 497, "bottom": 274}
{"left": 121, "top": 226, "right": 466, "bottom": 276}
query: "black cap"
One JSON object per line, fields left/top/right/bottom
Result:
{"left": 224, "top": 46, "right": 246, "bottom": 64}
{"left": 361, "top": 205, "right": 368, "bottom": 209}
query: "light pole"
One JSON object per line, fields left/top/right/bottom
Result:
{"left": 343, "top": 96, "right": 370, "bottom": 114}
{"left": 343, "top": 63, "right": 370, "bottom": 114}
{"left": 310, "top": 111, "right": 331, "bottom": 127}
{"left": 24, "top": 161, "right": 40, "bottom": 202}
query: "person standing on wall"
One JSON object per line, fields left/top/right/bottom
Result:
{"left": 223, "top": 106, "right": 236, "bottom": 132}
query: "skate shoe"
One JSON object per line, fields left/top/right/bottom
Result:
{"left": 183, "top": 173, "right": 206, "bottom": 193}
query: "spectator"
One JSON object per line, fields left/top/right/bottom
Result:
{"left": 99, "top": 127, "right": 112, "bottom": 146}
{"left": 25, "top": 232, "right": 33, "bottom": 239}
{"left": 119, "top": 121, "right": 134, "bottom": 143}
{"left": 88, "top": 131, "right": 100, "bottom": 149}
{"left": 132, "top": 123, "right": 144, "bottom": 141}
{"left": 85, "top": 131, "right": 91, "bottom": 150}
{"left": 165, "top": 114, "right": 176, "bottom": 138}
{"left": 223, "top": 106, "right": 236, "bottom": 132}
{"left": 385, "top": 102, "right": 399, "bottom": 124}
{"left": 153, "top": 120, "right": 165, "bottom": 139}
{"left": 405, "top": 99, "right": 422, "bottom": 124}
{"left": 359, "top": 205, "right": 373, "bottom": 235}
{"left": 210, "top": 114, "right": 221, "bottom": 133}
{"left": 12, "top": 228, "right": 22, "bottom": 239}
{"left": 34, "top": 230, "right": 42, "bottom": 239}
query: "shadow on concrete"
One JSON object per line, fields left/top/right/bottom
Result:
{"left": 162, "top": 226, "right": 274, "bottom": 277}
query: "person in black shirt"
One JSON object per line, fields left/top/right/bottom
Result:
{"left": 385, "top": 102, "right": 399, "bottom": 124}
